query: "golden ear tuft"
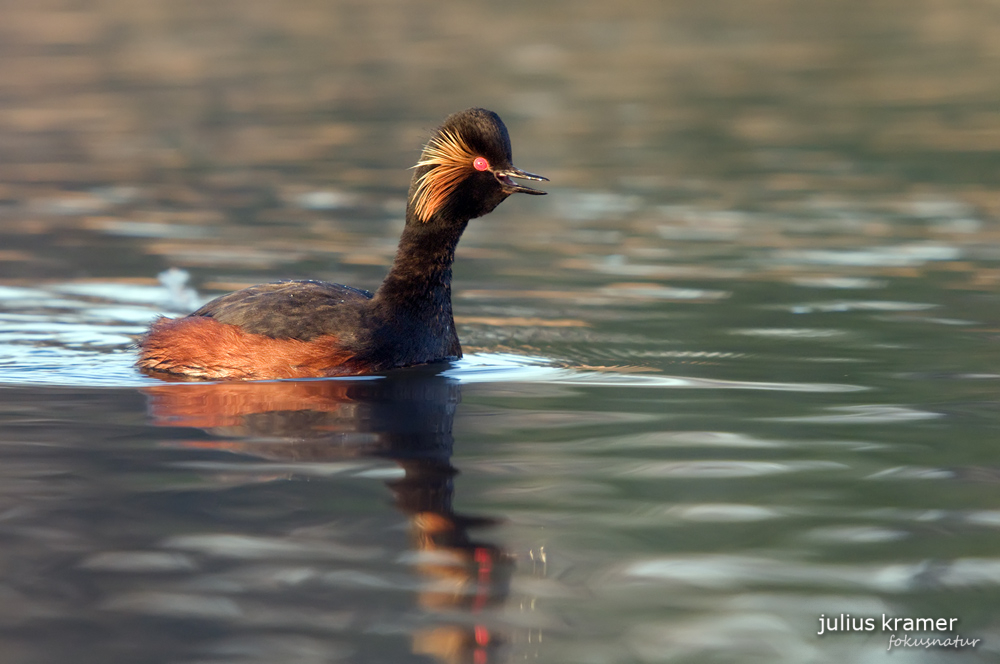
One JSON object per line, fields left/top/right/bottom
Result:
{"left": 412, "top": 130, "right": 479, "bottom": 223}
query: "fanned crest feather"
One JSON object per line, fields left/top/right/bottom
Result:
{"left": 412, "top": 129, "right": 478, "bottom": 223}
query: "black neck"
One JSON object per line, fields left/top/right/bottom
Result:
{"left": 374, "top": 214, "right": 469, "bottom": 314}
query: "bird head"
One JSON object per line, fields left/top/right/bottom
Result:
{"left": 409, "top": 108, "right": 547, "bottom": 224}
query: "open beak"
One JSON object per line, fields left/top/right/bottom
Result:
{"left": 495, "top": 167, "right": 548, "bottom": 195}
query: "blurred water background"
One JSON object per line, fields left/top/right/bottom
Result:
{"left": 1, "top": 1, "right": 1000, "bottom": 662}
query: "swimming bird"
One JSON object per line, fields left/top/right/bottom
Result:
{"left": 137, "top": 108, "right": 547, "bottom": 380}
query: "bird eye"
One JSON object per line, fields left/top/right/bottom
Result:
{"left": 473, "top": 157, "right": 490, "bottom": 172}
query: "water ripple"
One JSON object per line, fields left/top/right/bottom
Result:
{"left": 803, "top": 526, "right": 909, "bottom": 544}
{"left": 786, "top": 300, "right": 937, "bottom": 314}
{"left": 163, "top": 534, "right": 381, "bottom": 562}
{"left": 102, "top": 592, "right": 243, "bottom": 619}
{"left": 866, "top": 466, "right": 954, "bottom": 480}
{"left": 622, "top": 555, "right": 928, "bottom": 592}
{"left": 770, "top": 405, "right": 942, "bottom": 423}
{"left": 775, "top": 243, "right": 962, "bottom": 267}
{"left": 622, "top": 460, "right": 847, "bottom": 478}
{"left": 449, "top": 356, "right": 865, "bottom": 391}
{"left": 731, "top": 328, "right": 846, "bottom": 339}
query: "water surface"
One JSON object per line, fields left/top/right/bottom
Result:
{"left": 2, "top": 1, "right": 1000, "bottom": 662}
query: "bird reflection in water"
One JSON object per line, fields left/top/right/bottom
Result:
{"left": 143, "top": 367, "right": 512, "bottom": 664}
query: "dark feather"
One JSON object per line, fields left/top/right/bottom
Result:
{"left": 191, "top": 280, "right": 372, "bottom": 341}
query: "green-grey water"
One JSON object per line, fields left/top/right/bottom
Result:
{"left": 1, "top": 1, "right": 1000, "bottom": 662}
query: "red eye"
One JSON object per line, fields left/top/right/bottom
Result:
{"left": 473, "top": 157, "right": 489, "bottom": 171}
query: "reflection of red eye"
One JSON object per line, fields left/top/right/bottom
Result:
{"left": 473, "top": 157, "right": 489, "bottom": 171}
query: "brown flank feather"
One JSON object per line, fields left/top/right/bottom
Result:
{"left": 411, "top": 129, "right": 479, "bottom": 223}
{"left": 137, "top": 316, "right": 356, "bottom": 380}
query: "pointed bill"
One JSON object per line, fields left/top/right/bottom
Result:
{"left": 495, "top": 167, "right": 548, "bottom": 195}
